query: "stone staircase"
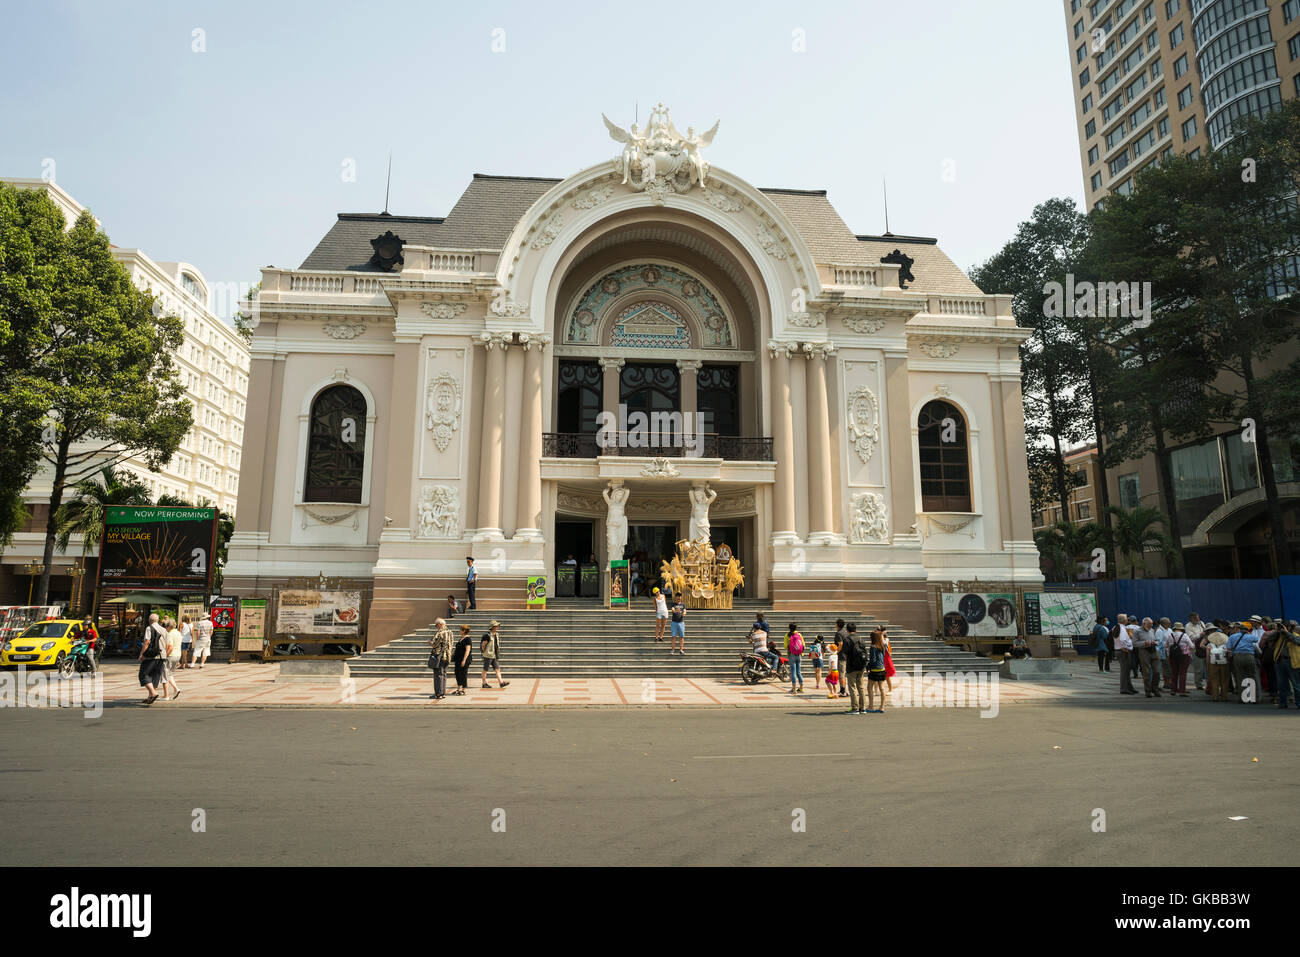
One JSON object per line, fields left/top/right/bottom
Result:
{"left": 346, "top": 598, "right": 1000, "bottom": 678}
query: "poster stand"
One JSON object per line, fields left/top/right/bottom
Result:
{"left": 264, "top": 574, "right": 370, "bottom": 660}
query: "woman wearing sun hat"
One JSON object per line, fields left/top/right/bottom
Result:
{"left": 652, "top": 587, "right": 668, "bottom": 642}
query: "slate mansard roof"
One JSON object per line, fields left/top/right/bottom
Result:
{"left": 299, "top": 173, "right": 982, "bottom": 296}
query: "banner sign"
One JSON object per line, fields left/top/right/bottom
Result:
{"left": 609, "top": 560, "right": 630, "bottom": 608}
{"left": 580, "top": 564, "right": 598, "bottom": 596}
{"left": 556, "top": 564, "right": 575, "bottom": 597}
{"left": 209, "top": 596, "right": 238, "bottom": 652}
{"left": 274, "top": 589, "right": 362, "bottom": 635}
{"left": 941, "top": 592, "right": 1018, "bottom": 638}
{"left": 98, "top": 506, "right": 217, "bottom": 592}
{"left": 527, "top": 576, "right": 547, "bottom": 608}
{"left": 237, "top": 598, "right": 268, "bottom": 651}
{"left": 178, "top": 600, "right": 206, "bottom": 628}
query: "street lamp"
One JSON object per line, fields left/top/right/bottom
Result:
{"left": 20, "top": 563, "right": 45, "bottom": 605}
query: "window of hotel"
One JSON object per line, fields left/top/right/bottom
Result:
{"left": 1295, "top": 73, "right": 1300, "bottom": 96}
{"left": 1115, "top": 177, "right": 1135, "bottom": 195}
{"left": 1080, "top": 66, "right": 1091, "bottom": 88}
{"left": 1188, "top": 146, "right": 1201, "bottom": 158}
{"left": 1082, "top": 93, "right": 1094, "bottom": 114}
{"left": 1161, "top": 146, "right": 1173, "bottom": 162}
{"left": 1290, "top": 33, "right": 1300, "bottom": 60}
{"left": 918, "top": 401, "right": 972, "bottom": 513}
{"left": 1086, "top": 118, "right": 1097, "bottom": 137}
{"left": 1158, "top": 116, "right": 1170, "bottom": 137}
{"left": 1202, "top": 51, "right": 1278, "bottom": 114}
{"left": 1088, "top": 145, "right": 1100, "bottom": 164}
{"left": 1182, "top": 115, "right": 1197, "bottom": 141}
{"left": 1078, "top": 43, "right": 1087, "bottom": 63}
{"left": 1169, "top": 23, "right": 1184, "bottom": 48}
{"left": 1173, "top": 53, "right": 1188, "bottom": 77}
{"left": 304, "top": 385, "right": 368, "bottom": 503}
{"left": 1075, "top": 19, "right": 1085, "bottom": 38}
{"left": 1107, "top": 124, "right": 1127, "bottom": 149}
{"left": 1151, "top": 58, "right": 1162, "bottom": 79}
{"left": 1165, "top": 0, "right": 1179, "bottom": 15}
{"left": 1078, "top": 502, "right": 1093, "bottom": 520}
{"left": 1142, "top": 1, "right": 1153, "bottom": 22}
{"left": 1224, "top": 432, "right": 1260, "bottom": 497}
{"left": 1169, "top": 437, "right": 1225, "bottom": 532}
{"left": 1100, "top": 69, "right": 1119, "bottom": 94}
{"left": 1178, "top": 84, "right": 1194, "bottom": 108}
{"left": 1091, "top": 172, "right": 1103, "bottom": 190}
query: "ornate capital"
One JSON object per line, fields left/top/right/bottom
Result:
{"left": 478, "top": 331, "right": 512, "bottom": 351}
{"left": 675, "top": 358, "right": 704, "bottom": 373}
{"left": 767, "top": 339, "right": 797, "bottom": 360}
{"left": 802, "top": 341, "right": 837, "bottom": 361}
{"left": 598, "top": 357, "right": 626, "bottom": 372}
{"left": 522, "top": 333, "right": 553, "bottom": 353}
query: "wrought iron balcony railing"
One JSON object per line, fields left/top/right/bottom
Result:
{"left": 542, "top": 432, "right": 773, "bottom": 461}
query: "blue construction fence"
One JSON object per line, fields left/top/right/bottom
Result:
{"left": 1046, "top": 576, "right": 1300, "bottom": 626}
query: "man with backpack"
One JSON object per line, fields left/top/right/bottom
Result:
{"left": 841, "top": 623, "right": 868, "bottom": 714}
{"left": 1227, "top": 621, "right": 1261, "bottom": 703}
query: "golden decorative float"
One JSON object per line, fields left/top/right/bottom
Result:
{"left": 659, "top": 538, "right": 744, "bottom": 609}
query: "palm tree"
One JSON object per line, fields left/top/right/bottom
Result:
{"left": 54, "top": 466, "right": 152, "bottom": 612}
{"left": 1033, "top": 520, "right": 1104, "bottom": 581}
{"left": 1103, "top": 505, "right": 1178, "bottom": 578}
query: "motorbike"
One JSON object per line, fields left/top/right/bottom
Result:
{"left": 739, "top": 643, "right": 789, "bottom": 685}
{"left": 59, "top": 636, "right": 97, "bottom": 676}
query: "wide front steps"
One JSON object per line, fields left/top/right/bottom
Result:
{"left": 347, "top": 608, "right": 1000, "bottom": 678}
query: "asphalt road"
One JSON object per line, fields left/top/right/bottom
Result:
{"left": 2, "top": 701, "right": 1295, "bottom": 866}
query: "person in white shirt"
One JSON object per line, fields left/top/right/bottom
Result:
{"left": 191, "top": 615, "right": 214, "bottom": 668}
{"left": 1155, "top": 617, "right": 1174, "bottom": 690}
{"left": 160, "top": 618, "right": 183, "bottom": 701}
{"left": 179, "top": 615, "right": 194, "bottom": 669}
{"left": 1115, "top": 614, "right": 1137, "bottom": 695}
{"left": 1185, "top": 613, "right": 1207, "bottom": 691}
{"left": 652, "top": 587, "right": 669, "bottom": 643}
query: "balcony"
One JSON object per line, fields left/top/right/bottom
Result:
{"left": 542, "top": 432, "right": 774, "bottom": 461}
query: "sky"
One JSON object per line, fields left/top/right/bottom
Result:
{"left": 0, "top": 0, "right": 1085, "bottom": 318}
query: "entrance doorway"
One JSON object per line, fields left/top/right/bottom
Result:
{"left": 627, "top": 524, "right": 678, "bottom": 597}
{"left": 711, "top": 525, "right": 741, "bottom": 597}
{"left": 555, "top": 521, "right": 597, "bottom": 597}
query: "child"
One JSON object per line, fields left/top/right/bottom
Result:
{"left": 882, "top": 627, "right": 895, "bottom": 692}
{"left": 866, "top": 630, "right": 888, "bottom": 713}
{"left": 825, "top": 640, "right": 840, "bottom": 698}
{"left": 809, "top": 635, "right": 824, "bottom": 690}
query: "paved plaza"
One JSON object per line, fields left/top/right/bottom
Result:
{"left": 2, "top": 658, "right": 1201, "bottom": 709}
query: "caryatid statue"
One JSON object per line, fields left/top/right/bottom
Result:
{"left": 603, "top": 480, "right": 629, "bottom": 562}
{"left": 688, "top": 482, "right": 717, "bottom": 542}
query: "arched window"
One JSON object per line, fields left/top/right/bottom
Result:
{"left": 305, "top": 385, "right": 367, "bottom": 503}
{"left": 918, "top": 400, "right": 971, "bottom": 512}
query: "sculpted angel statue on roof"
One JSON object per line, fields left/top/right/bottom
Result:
{"left": 601, "top": 106, "right": 719, "bottom": 198}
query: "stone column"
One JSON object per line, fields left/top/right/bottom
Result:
{"left": 804, "top": 341, "right": 839, "bottom": 543}
{"left": 475, "top": 332, "right": 509, "bottom": 540}
{"left": 884, "top": 350, "right": 918, "bottom": 544}
{"left": 599, "top": 357, "right": 624, "bottom": 447}
{"left": 789, "top": 348, "right": 809, "bottom": 539}
{"left": 677, "top": 358, "right": 704, "bottom": 454}
{"left": 768, "top": 341, "right": 798, "bottom": 543}
{"left": 514, "top": 334, "right": 550, "bottom": 541}
{"left": 500, "top": 341, "right": 525, "bottom": 537}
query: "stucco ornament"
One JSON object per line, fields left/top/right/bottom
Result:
{"left": 640, "top": 457, "right": 680, "bottom": 478}
{"left": 847, "top": 385, "right": 881, "bottom": 464}
{"left": 421, "top": 302, "right": 467, "bottom": 320}
{"left": 842, "top": 315, "right": 887, "bottom": 335}
{"left": 417, "top": 485, "right": 460, "bottom": 539}
{"left": 322, "top": 321, "right": 365, "bottom": 340}
{"left": 602, "top": 103, "right": 719, "bottom": 204}
{"left": 850, "top": 492, "right": 889, "bottom": 544}
{"left": 424, "top": 371, "right": 463, "bottom": 452}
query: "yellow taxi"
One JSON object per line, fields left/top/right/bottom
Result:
{"left": 0, "top": 619, "right": 87, "bottom": 668}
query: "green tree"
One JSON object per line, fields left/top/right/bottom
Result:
{"left": 971, "top": 199, "right": 1096, "bottom": 524}
{"left": 0, "top": 184, "right": 60, "bottom": 548}
{"left": 1087, "top": 101, "right": 1300, "bottom": 575}
{"left": 1102, "top": 505, "right": 1177, "bottom": 579}
{"left": 30, "top": 208, "right": 193, "bottom": 603}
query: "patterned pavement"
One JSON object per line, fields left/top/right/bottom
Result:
{"left": 0, "top": 657, "right": 1190, "bottom": 710}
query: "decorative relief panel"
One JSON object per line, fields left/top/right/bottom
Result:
{"left": 849, "top": 492, "right": 889, "bottom": 544}
{"left": 416, "top": 485, "right": 461, "bottom": 539}
{"left": 842, "top": 315, "right": 887, "bottom": 335}
{"left": 322, "top": 322, "right": 365, "bottom": 340}
{"left": 847, "top": 385, "right": 881, "bottom": 464}
{"left": 421, "top": 302, "right": 468, "bottom": 320}
{"left": 424, "top": 372, "right": 463, "bottom": 452}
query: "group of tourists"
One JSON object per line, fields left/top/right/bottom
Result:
{"left": 426, "top": 618, "right": 510, "bottom": 699}
{"left": 1089, "top": 612, "right": 1300, "bottom": 707}
{"left": 750, "top": 615, "right": 896, "bottom": 713}
{"left": 136, "top": 612, "right": 215, "bottom": 705}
